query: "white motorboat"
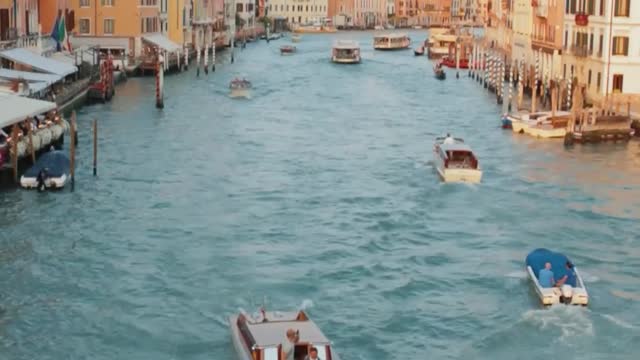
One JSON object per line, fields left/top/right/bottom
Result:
{"left": 373, "top": 33, "right": 410, "bottom": 50}
{"left": 229, "top": 78, "right": 252, "bottom": 99}
{"left": 229, "top": 308, "right": 340, "bottom": 360}
{"left": 332, "top": 40, "right": 361, "bottom": 64}
{"left": 291, "top": 34, "right": 302, "bottom": 43}
{"left": 526, "top": 248, "right": 589, "bottom": 306}
{"left": 20, "top": 150, "right": 70, "bottom": 191}
{"left": 433, "top": 136, "right": 482, "bottom": 183}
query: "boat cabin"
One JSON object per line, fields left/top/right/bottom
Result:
{"left": 435, "top": 142, "right": 479, "bottom": 169}
{"left": 332, "top": 41, "right": 360, "bottom": 61}
{"left": 373, "top": 34, "right": 410, "bottom": 49}
{"left": 235, "top": 310, "right": 334, "bottom": 360}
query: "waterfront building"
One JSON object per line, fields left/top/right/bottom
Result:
{"left": 530, "top": 0, "right": 563, "bottom": 80}
{"left": 561, "top": 0, "right": 639, "bottom": 104}
{"left": 353, "top": 0, "right": 387, "bottom": 28}
{"left": 395, "top": 0, "right": 451, "bottom": 28}
{"left": 0, "top": 0, "right": 39, "bottom": 41}
{"left": 484, "top": 0, "right": 512, "bottom": 54}
{"left": 328, "top": 0, "right": 354, "bottom": 28}
{"left": 268, "top": 0, "right": 329, "bottom": 25}
{"left": 511, "top": 0, "right": 533, "bottom": 67}
{"left": 387, "top": 0, "right": 394, "bottom": 18}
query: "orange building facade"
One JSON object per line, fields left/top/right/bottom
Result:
{"left": 394, "top": 0, "right": 450, "bottom": 27}
{"left": 1, "top": 0, "right": 40, "bottom": 40}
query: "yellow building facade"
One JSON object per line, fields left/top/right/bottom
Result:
{"left": 167, "top": 0, "right": 185, "bottom": 44}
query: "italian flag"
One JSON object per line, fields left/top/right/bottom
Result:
{"left": 51, "top": 15, "right": 72, "bottom": 52}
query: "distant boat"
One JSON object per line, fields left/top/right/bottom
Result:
{"left": 374, "top": 25, "right": 384, "bottom": 30}
{"left": 433, "top": 64, "right": 446, "bottom": 80}
{"left": 373, "top": 33, "right": 410, "bottom": 50}
{"left": 332, "top": 40, "right": 361, "bottom": 64}
{"left": 20, "top": 150, "right": 70, "bottom": 191}
{"left": 229, "top": 78, "right": 252, "bottom": 98}
{"left": 229, "top": 307, "right": 341, "bottom": 360}
{"left": 525, "top": 248, "right": 589, "bottom": 306}
{"left": 280, "top": 45, "right": 296, "bottom": 54}
{"left": 291, "top": 34, "right": 302, "bottom": 43}
{"left": 432, "top": 136, "right": 481, "bottom": 183}
{"left": 414, "top": 46, "right": 425, "bottom": 56}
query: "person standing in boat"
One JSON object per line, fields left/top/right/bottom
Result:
{"left": 444, "top": 133, "right": 455, "bottom": 145}
{"left": 304, "top": 346, "right": 321, "bottom": 360}
{"left": 281, "top": 328, "right": 298, "bottom": 360}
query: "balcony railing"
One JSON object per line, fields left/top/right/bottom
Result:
{"left": 571, "top": 45, "right": 591, "bottom": 57}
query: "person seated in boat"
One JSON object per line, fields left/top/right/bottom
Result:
{"left": 443, "top": 133, "right": 455, "bottom": 145}
{"left": 555, "top": 261, "right": 577, "bottom": 287}
{"left": 304, "top": 346, "right": 321, "bottom": 360}
{"left": 281, "top": 328, "right": 298, "bottom": 360}
{"left": 538, "top": 262, "right": 555, "bottom": 288}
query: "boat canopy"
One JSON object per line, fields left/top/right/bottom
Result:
{"left": 375, "top": 33, "right": 408, "bottom": 39}
{"left": 0, "top": 94, "right": 57, "bottom": 128}
{"left": 526, "top": 248, "right": 574, "bottom": 282}
{"left": 333, "top": 40, "right": 359, "bottom": 49}
{"left": 0, "top": 48, "right": 78, "bottom": 77}
{"left": 23, "top": 151, "right": 70, "bottom": 178}
{"left": 0, "top": 68, "right": 63, "bottom": 85}
{"left": 142, "top": 34, "right": 182, "bottom": 53}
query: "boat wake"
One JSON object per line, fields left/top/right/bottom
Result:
{"left": 522, "top": 306, "right": 594, "bottom": 340}
{"left": 505, "top": 271, "right": 527, "bottom": 279}
{"left": 610, "top": 289, "right": 640, "bottom": 301}
{"left": 298, "top": 299, "right": 314, "bottom": 311}
{"left": 600, "top": 313, "right": 637, "bottom": 330}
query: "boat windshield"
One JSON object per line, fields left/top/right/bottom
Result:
{"left": 263, "top": 347, "right": 278, "bottom": 360}
{"left": 335, "top": 48, "right": 359, "bottom": 58}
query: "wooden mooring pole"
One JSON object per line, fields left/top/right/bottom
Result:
{"left": 11, "top": 125, "right": 19, "bottom": 183}
{"left": 93, "top": 119, "right": 98, "bottom": 177}
{"left": 156, "top": 51, "right": 164, "bottom": 109}
{"left": 70, "top": 111, "right": 76, "bottom": 191}
{"left": 27, "top": 118, "right": 35, "bottom": 163}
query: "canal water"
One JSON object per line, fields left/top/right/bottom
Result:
{"left": 1, "top": 31, "right": 640, "bottom": 359}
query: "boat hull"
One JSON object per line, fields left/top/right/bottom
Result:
{"left": 374, "top": 45, "right": 410, "bottom": 50}
{"left": 524, "top": 126, "right": 566, "bottom": 138}
{"left": 525, "top": 249, "right": 589, "bottom": 306}
{"left": 229, "top": 316, "right": 253, "bottom": 360}
{"left": 230, "top": 88, "right": 251, "bottom": 98}
{"left": 332, "top": 56, "right": 361, "bottom": 64}
{"left": 433, "top": 149, "right": 482, "bottom": 183}
{"left": 20, "top": 174, "right": 68, "bottom": 190}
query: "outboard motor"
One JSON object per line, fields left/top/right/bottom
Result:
{"left": 560, "top": 285, "right": 574, "bottom": 304}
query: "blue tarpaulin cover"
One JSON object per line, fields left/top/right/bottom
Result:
{"left": 24, "top": 151, "right": 70, "bottom": 178}
{"left": 526, "top": 248, "right": 573, "bottom": 284}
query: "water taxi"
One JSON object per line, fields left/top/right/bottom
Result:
{"left": 332, "top": 40, "right": 361, "bottom": 64}
{"left": 432, "top": 136, "right": 481, "bottom": 183}
{"left": 20, "top": 150, "right": 70, "bottom": 191}
{"left": 373, "top": 33, "right": 410, "bottom": 50}
{"left": 229, "top": 78, "right": 252, "bottom": 99}
{"left": 229, "top": 308, "right": 340, "bottom": 360}
{"left": 280, "top": 45, "right": 297, "bottom": 55}
{"left": 427, "top": 29, "right": 456, "bottom": 59}
{"left": 526, "top": 248, "right": 589, "bottom": 306}
{"left": 293, "top": 23, "right": 337, "bottom": 33}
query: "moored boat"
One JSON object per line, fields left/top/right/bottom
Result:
{"left": 293, "top": 24, "right": 337, "bottom": 33}
{"left": 280, "top": 45, "right": 297, "bottom": 54}
{"left": 332, "top": 40, "right": 361, "bottom": 64}
{"left": 427, "top": 29, "right": 456, "bottom": 59}
{"left": 20, "top": 150, "right": 70, "bottom": 191}
{"left": 373, "top": 33, "right": 410, "bottom": 50}
{"left": 524, "top": 111, "right": 572, "bottom": 138}
{"left": 229, "top": 307, "right": 340, "bottom": 360}
{"left": 414, "top": 46, "right": 425, "bottom": 56}
{"left": 229, "top": 78, "right": 252, "bottom": 98}
{"left": 525, "top": 248, "right": 589, "bottom": 306}
{"left": 432, "top": 135, "right": 481, "bottom": 183}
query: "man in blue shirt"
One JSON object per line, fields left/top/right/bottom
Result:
{"left": 557, "top": 261, "right": 577, "bottom": 287}
{"left": 538, "top": 262, "right": 555, "bottom": 288}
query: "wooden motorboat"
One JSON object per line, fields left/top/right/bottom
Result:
{"left": 526, "top": 248, "right": 589, "bottom": 306}
{"left": 20, "top": 150, "right": 70, "bottom": 191}
{"left": 229, "top": 308, "right": 341, "bottom": 360}
{"left": 229, "top": 78, "right": 252, "bottom": 98}
{"left": 414, "top": 46, "right": 425, "bottom": 56}
{"left": 373, "top": 33, "right": 410, "bottom": 50}
{"left": 433, "top": 136, "right": 482, "bottom": 183}
{"left": 507, "top": 110, "right": 570, "bottom": 137}
{"left": 280, "top": 45, "right": 296, "bottom": 55}
{"left": 332, "top": 40, "right": 361, "bottom": 64}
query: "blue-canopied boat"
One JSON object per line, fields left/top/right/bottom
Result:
{"left": 525, "top": 248, "right": 589, "bottom": 306}
{"left": 20, "top": 150, "right": 70, "bottom": 191}
{"left": 501, "top": 113, "right": 512, "bottom": 129}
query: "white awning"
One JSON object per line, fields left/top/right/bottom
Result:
{"left": 142, "top": 33, "right": 181, "bottom": 53}
{"left": 0, "top": 94, "right": 57, "bottom": 128}
{"left": 0, "top": 68, "right": 63, "bottom": 85}
{"left": 0, "top": 48, "right": 78, "bottom": 77}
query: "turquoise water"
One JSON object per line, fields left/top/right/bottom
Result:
{"left": 1, "top": 31, "right": 640, "bottom": 359}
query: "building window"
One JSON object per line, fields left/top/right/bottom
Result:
{"left": 565, "top": 0, "right": 570, "bottom": 14}
{"left": 596, "top": 72, "right": 601, "bottom": 91}
{"left": 236, "top": 3, "right": 242, "bottom": 12}
{"left": 612, "top": 74, "right": 623, "bottom": 92}
{"left": 564, "top": 30, "right": 568, "bottom": 48}
{"left": 614, "top": 0, "right": 630, "bottom": 17}
{"left": 104, "top": 19, "right": 114, "bottom": 34}
{"left": 80, "top": 0, "right": 90, "bottom": 7}
{"left": 588, "top": 69, "right": 592, "bottom": 86}
{"left": 569, "top": 0, "right": 576, "bottom": 13}
{"left": 563, "top": 64, "right": 567, "bottom": 78}
{"left": 140, "top": 17, "right": 158, "bottom": 33}
{"left": 140, "top": 0, "right": 158, "bottom": 5}
{"left": 587, "top": 0, "right": 595, "bottom": 14}
{"left": 79, "top": 18, "right": 91, "bottom": 34}
{"left": 248, "top": 3, "right": 254, "bottom": 12}
{"left": 101, "top": 0, "right": 114, "bottom": 6}
{"left": 589, "top": 33, "right": 593, "bottom": 52}
{"left": 612, "top": 36, "right": 629, "bottom": 55}
{"left": 598, "top": 34, "right": 603, "bottom": 56}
